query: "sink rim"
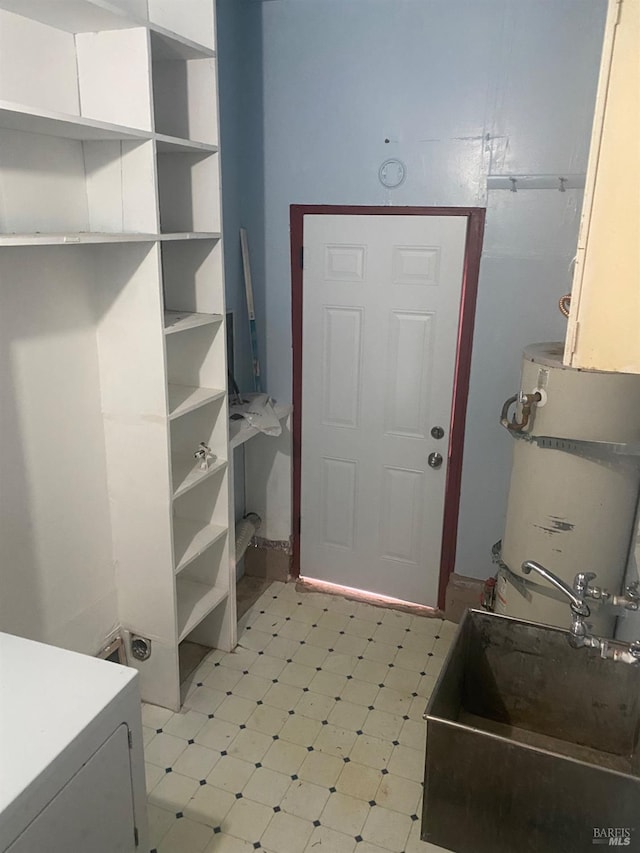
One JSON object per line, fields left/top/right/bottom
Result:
{"left": 424, "top": 608, "right": 640, "bottom": 782}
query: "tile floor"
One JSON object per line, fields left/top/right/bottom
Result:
{"left": 143, "top": 580, "right": 455, "bottom": 853}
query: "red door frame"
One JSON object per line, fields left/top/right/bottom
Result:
{"left": 290, "top": 205, "right": 485, "bottom": 610}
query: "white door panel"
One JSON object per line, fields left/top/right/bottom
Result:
{"left": 301, "top": 214, "right": 467, "bottom": 606}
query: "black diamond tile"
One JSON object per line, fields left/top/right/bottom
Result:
{"left": 388, "top": 663, "right": 394, "bottom": 668}
{"left": 273, "top": 735, "right": 280, "bottom": 741}
{"left": 155, "top": 727, "right": 163, "bottom": 734}
{"left": 349, "top": 614, "right": 355, "bottom": 619}
{"left": 288, "top": 710, "right": 295, "bottom": 715}
{"left": 187, "top": 739, "right": 195, "bottom": 745}
{"left": 411, "top": 813, "right": 419, "bottom": 821}
{"left": 339, "top": 631, "right": 345, "bottom": 635}
{"left": 323, "top": 608, "right": 329, "bottom": 612}
{"left": 300, "top": 641, "right": 306, "bottom": 645}
{"left": 402, "top": 715, "right": 409, "bottom": 721}
{"left": 355, "top": 835, "right": 363, "bottom": 843}
{"left": 273, "top": 805, "right": 281, "bottom": 813}
{"left": 235, "top": 792, "right": 243, "bottom": 799}
{"left": 246, "top": 626, "right": 252, "bottom": 631}
{"left": 313, "top": 820, "right": 321, "bottom": 827}
{"left": 378, "top": 683, "right": 384, "bottom": 688}
{"left": 428, "top": 652, "right": 434, "bottom": 658}
{"left": 240, "top": 724, "right": 246, "bottom": 730}
{"left": 257, "top": 700, "right": 263, "bottom": 706}
{"left": 329, "top": 786, "right": 336, "bottom": 793}
{"left": 376, "top": 621, "right": 382, "bottom": 626}
{"left": 316, "top": 667, "right": 322, "bottom": 671}
{"left": 214, "top": 661, "right": 221, "bottom": 667}
{"left": 321, "top": 720, "right": 328, "bottom": 726}
{"left": 285, "top": 617, "right": 291, "bottom": 621}
{"left": 405, "top": 627, "right": 411, "bottom": 633}
{"left": 286, "top": 658, "right": 293, "bottom": 663}
{"left": 253, "top": 843, "right": 261, "bottom": 850}
{"left": 255, "top": 762, "right": 262, "bottom": 768}
{"left": 226, "top": 691, "right": 232, "bottom": 696}
{"left": 199, "top": 779, "right": 207, "bottom": 786}
{"left": 213, "top": 826, "right": 221, "bottom": 834}
{"left": 176, "top": 811, "right": 183, "bottom": 819}
{"left": 392, "top": 740, "right": 399, "bottom": 746}
{"left": 303, "top": 687, "right": 309, "bottom": 692}
{"left": 381, "top": 768, "right": 389, "bottom": 775}
{"left": 420, "top": 671, "right": 426, "bottom": 677}
{"left": 335, "top": 696, "right": 341, "bottom": 702}
{"left": 291, "top": 774, "right": 298, "bottom": 780}
{"left": 435, "top": 635, "right": 440, "bottom": 640}
{"left": 165, "top": 767, "right": 172, "bottom": 774}
{"left": 298, "top": 601, "right": 303, "bottom": 605}
{"left": 356, "top": 730, "right": 363, "bottom": 736}
{"left": 411, "top": 692, "right": 418, "bottom": 698}
{"left": 328, "top": 648, "right": 334, "bottom": 653}
{"left": 272, "top": 679, "right": 279, "bottom": 684}
{"left": 368, "top": 705, "right": 374, "bottom": 711}
{"left": 368, "top": 799, "right": 376, "bottom": 806}
{"left": 343, "top": 756, "right": 351, "bottom": 763}
{"left": 357, "top": 655, "right": 364, "bottom": 660}
{"left": 243, "top": 669, "right": 249, "bottom": 675}
{"left": 307, "top": 745, "right": 314, "bottom": 752}
{"left": 258, "top": 651, "right": 264, "bottom": 656}
{"left": 221, "top": 750, "right": 228, "bottom": 757}
{"left": 367, "top": 638, "right": 373, "bottom": 642}
{"left": 208, "top": 714, "right": 215, "bottom": 719}
{"left": 312, "top": 624, "right": 318, "bottom": 628}
{"left": 346, "top": 675, "right": 353, "bottom": 680}
{"left": 272, "top": 634, "right": 278, "bottom": 638}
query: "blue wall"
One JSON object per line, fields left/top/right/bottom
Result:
{"left": 218, "top": 0, "right": 607, "bottom": 579}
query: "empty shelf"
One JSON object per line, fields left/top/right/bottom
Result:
{"left": 176, "top": 579, "right": 227, "bottom": 642}
{"left": 0, "top": 100, "right": 151, "bottom": 142}
{"left": 172, "top": 456, "right": 227, "bottom": 499}
{"left": 168, "top": 384, "right": 225, "bottom": 419}
{"left": 173, "top": 517, "right": 228, "bottom": 574}
{"left": 164, "top": 311, "right": 223, "bottom": 335}
{"left": 0, "top": 232, "right": 158, "bottom": 247}
{"left": 155, "top": 134, "right": 218, "bottom": 154}
{"left": 158, "top": 232, "right": 221, "bottom": 242}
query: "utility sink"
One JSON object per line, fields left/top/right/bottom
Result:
{"left": 422, "top": 610, "right": 640, "bottom": 853}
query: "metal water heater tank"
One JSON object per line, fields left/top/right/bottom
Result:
{"left": 497, "top": 343, "right": 640, "bottom": 635}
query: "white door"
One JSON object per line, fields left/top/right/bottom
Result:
{"left": 300, "top": 214, "right": 467, "bottom": 606}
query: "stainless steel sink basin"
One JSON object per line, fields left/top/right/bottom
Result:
{"left": 422, "top": 609, "right": 640, "bottom": 853}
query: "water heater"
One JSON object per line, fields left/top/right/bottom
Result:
{"left": 496, "top": 343, "right": 640, "bottom": 635}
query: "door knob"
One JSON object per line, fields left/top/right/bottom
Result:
{"left": 431, "top": 426, "right": 445, "bottom": 439}
{"left": 428, "top": 452, "right": 443, "bottom": 469}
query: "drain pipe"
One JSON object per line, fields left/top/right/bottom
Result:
{"left": 236, "top": 513, "right": 262, "bottom": 561}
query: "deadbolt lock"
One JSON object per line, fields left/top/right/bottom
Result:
{"left": 431, "top": 426, "right": 445, "bottom": 439}
{"left": 428, "top": 452, "right": 443, "bottom": 469}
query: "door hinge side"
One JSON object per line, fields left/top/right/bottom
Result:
{"left": 300, "top": 247, "right": 304, "bottom": 269}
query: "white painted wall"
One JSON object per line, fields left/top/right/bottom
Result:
{"left": 0, "top": 247, "right": 118, "bottom": 653}
{"left": 218, "top": 0, "right": 606, "bottom": 579}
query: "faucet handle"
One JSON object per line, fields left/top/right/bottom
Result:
{"left": 573, "top": 572, "right": 596, "bottom": 597}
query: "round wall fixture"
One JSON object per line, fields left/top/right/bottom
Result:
{"left": 378, "top": 158, "right": 406, "bottom": 188}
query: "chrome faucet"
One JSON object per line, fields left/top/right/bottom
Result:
{"left": 521, "top": 560, "right": 640, "bottom": 664}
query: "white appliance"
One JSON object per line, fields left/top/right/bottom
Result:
{"left": 0, "top": 633, "right": 148, "bottom": 853}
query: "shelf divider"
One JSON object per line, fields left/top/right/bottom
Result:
{"left": 168, "top": 384, "right": 225, "bottom": 419}
{"left": 164, "top": 310, "right": 223, "bottom": 335}
{"left": 176, "top": 579, "right": 227, "bottom": 642}
{"left": 173, "top": 517, "right": 228, "bottom": 574}
{"left": 172, "top": 456, "right": 227, "bottom": 499}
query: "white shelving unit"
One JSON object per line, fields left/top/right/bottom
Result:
{"left": 0, "top": 0, "right": 235, "bottom": 711}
